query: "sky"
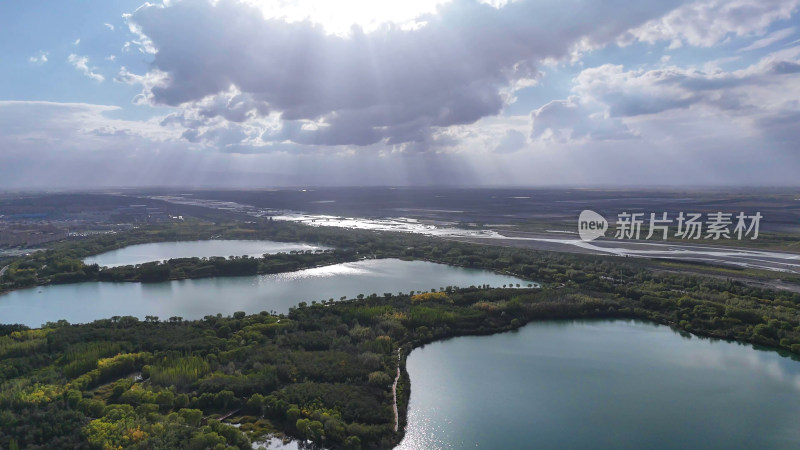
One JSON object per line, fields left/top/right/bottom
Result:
{"left": 1, "top": 0, "right": 800, "bottom": 188}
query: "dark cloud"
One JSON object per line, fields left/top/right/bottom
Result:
{"left": 769, "top": 60, "right": 800, "bottom": 74}
{"left": 127, "top": 0, "right": 683, "bottom": 147}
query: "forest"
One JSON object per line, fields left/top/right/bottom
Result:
{"left": 3, "top": 267, "right": 800, "bottom": 448}
{"left": 3, "top": 221, "right": 800, "bottom": 448}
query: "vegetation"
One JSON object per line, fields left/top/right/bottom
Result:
{"left": 4, "top": 219, "right": 800, "bottom": 291}
{"left": 3, "top": 266, "right": 800, "bottom": 448}
{"left": 3, "top": 221, "right": 800, "bottom": 448}
{"left": 0, "top": 221, "right": 349, "bottom": 290}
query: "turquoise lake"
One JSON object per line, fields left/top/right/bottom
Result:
{"left": 0, "top": 258, "right": 531, "bottom": 327}
{"left": 397, "top": 320, "right": 800, "bottom": 450}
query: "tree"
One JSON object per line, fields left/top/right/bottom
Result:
{"left": 156, "top": 391, "right": 175, "bottom": 412}
{"left": 286, "top": 406, "right": 302, "bottom": 424}
{"left": 247, "top": 394, "right": 265, "bottom": 416}
{"left": 324, "top": 418, "right": 347, "bottom": 443}
{"left": 343, "top": 435, "right": 362, "bottom": 450}
{"left": 174, "top": 394, "right": 189, "bottom": 410}
{"left": 367, "top": 371, "right": 392, "bottom": 387}
{"left": 214, "top": 390, "right": 235, "bottom": 410}
{"left": 297, "top": 419, "right": 324, "bottom": 442}
{"left": 179, "top": 408, "right": 203, "bottom": 427}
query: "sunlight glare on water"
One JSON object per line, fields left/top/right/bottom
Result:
{"left": 270, "top": 262, "right": 373, "bottom": 281}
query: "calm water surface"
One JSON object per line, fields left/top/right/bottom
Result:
{"left": 83, "top": 240, "right": 327, "bottom": 267}
{"left": 397, "top": 320, "right": 800, "bottom": 450}
{"left": 0, "top": 259, "right": 531, "bottom": 327}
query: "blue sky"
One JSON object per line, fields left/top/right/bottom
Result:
{"left": 1, "top": 0, "right": 800, "bottom": 188}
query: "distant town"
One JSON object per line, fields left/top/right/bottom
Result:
{"left": 0, "top": 195, "right": 183, "bottom": 255}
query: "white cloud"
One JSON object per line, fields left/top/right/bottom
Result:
{"left": 573, "top": 53, "right": 800, "bottom": 118}
{"left": 29, "top": 51, "right": 48, "bottom": 64}
{"left": 531, "top": 47, "right": 800, "bottom": 152}
{"left": 0, "top": 101, "right": 175, "bottom": 141}
{"left": 104, "top": 23, "right": 115, "bottom": 31}
{"left": 622, "top": 0, "right": 800, "bottom": 48}
{"left": 73, "top": 38, "right": 80, "bottom": 46}
{"left": 530, "top": 97, "right": 636, "bottom": 143}
{"left": 242, "top": 0, "right": 450, "bottom": 36}
{"left": 114, "top": 66, "right": 169, "bottom": 105}
{"left": 740, "top": 26, "right": 795, "bottom": 51}
{"left": 67, "top": 54, "right": 105, "bottom": 82}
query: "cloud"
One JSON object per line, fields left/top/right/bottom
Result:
{"left": 29, "top": 51, "right": 48, "bottom": 64}
{"left": 104, "top": 23, "right": 115, "bottom": 31}
{"left": 740, "top": 27, "right": 795, "bottom": 51}
{"left": 494, "top": 129, "right": 528, "bottom": 153}
{"left": 621, "top": 0, "right": 800, "bottom": 48}
{"left": 68, "top": 54, "right": 105, "bottom": 82}
{"left": 114, "top": 66, "right": 169, "bottom": 104}
{"left": 0, "top": 101, "right": 490, "bottom": 188}
{"left": 124, "top": 0, "right": 685, "bottom": 149}
{"left": 74, "top": 38, "right": 80, "bottom": 46}
{"left": 0, "top": 101, "right": 207, "bottom": 188}
{"left": 572, "top": 52, "right": 800, "bottom": 118}
{"left": 530, "top": 97, "right": 636, "bottom": 143}
{"left": 528, "top": 45, "right": 800, "bottom": 154}
{"left": 0, "top": 101, "right": 175, "bottom": 143}
{"left": 1, "top": 99, "right": 799, "bottom": 188}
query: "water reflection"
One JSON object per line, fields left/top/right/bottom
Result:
{"left": 270, "top": 263, "right": 372, "bottom": 281}
{"left": 678, "top": 346, "right": 800, "bottom": 393}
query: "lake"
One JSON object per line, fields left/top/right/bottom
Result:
{"left": 83, "top": 239, "right": 327, "bottom": 267}
{"left": 397, "top": 320, "right": 800, "bottom": 450}
{"left": 0, "top": 259, "right": 532, "bottom": 327}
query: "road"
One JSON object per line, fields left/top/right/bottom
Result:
{"left": 392, "top": 350, "right": 401, "bottom": 433}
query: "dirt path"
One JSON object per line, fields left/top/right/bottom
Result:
{"left": 392, "top": 350, "right": 401, "bottom": 433}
